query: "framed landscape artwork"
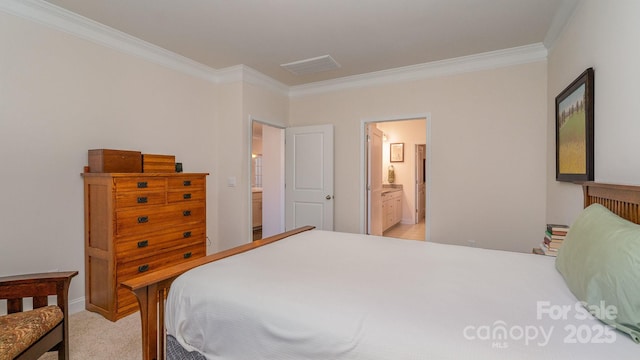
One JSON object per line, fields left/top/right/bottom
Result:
{"left": 555, "top": 68, "right": 594, "bottom": 182}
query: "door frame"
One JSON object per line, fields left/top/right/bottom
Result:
{"left": 367, "top": 123, "right": 384, "bottom": 236}
{"left": 415, "top": 144, "right": 426, "bottom": 224}
{"left": 359, "top": 113, "right": 432, "bottom": 241}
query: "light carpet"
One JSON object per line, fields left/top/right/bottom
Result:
{"left": 39, "top": 310, "right": 141, "bottom": 360}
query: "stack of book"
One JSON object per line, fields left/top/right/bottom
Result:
{"left": 541, "top": 223, "right": 570, "bottom": 256}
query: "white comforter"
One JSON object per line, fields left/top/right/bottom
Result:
{"left": 165, "top": 230, "right": 638, "bottom": 359}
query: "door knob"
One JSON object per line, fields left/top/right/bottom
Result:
{"left": 326, "top": 195, "right": 333, "bottom": 200}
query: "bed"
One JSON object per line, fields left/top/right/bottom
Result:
{"left": 122, "top": 182, "right": 640, "bottom": 359}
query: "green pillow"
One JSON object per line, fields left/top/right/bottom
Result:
{"left": 556, "top": 203, "right": 640, "bottom": 343}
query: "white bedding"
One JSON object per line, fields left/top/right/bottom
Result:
{"left": 165, "top": 230, "right": 638, "bottom": 359}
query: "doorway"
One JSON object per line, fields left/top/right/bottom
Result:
{"left": 250, "top": 121, "right": 335, "bottom": 241}
{"left": 363, "top": 116, "right": 429, "bottom": 241}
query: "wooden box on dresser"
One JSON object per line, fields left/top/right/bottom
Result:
{"left": 82, "top": 172, "right": 208, "bottom": 321}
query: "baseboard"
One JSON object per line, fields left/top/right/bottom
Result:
{"left": 68, "top": 296, "right": 86, "bottom": 314}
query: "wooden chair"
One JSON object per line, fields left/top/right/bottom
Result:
{"left": 0, "top": 271, "right": 77, "bottom": 360}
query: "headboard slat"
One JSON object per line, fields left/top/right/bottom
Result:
{"left": 583, "top": 182, "right": 640, "bottom": 225}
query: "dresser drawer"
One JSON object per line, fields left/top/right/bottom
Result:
{"left": 116, "top": 244, "right": 206, "bottom": 283}
{"left": 116, "top": 242, "right": 206, "bottom": 314}
{"left": 167, "top": 189, "right": 205, "bottom": 203}
{"left": 115, "top": 191, "right": 166, "bottom": 208}
{"left": 115, "top": 203, "right": 205, "bottom": 235}
{"left": 115, "top": 225, "right": 205, "bottom": 261}
{"left": 115, "top": 243, "right": 205, "bottom": 310}
{"left": 115, "top": 289, "right": 139, "bottom": 316}
{"left": 115, "top": 177, "right": 166, "bottom": 192}
{"left": 167, "top": 176, "right": 205, "bottom": 190}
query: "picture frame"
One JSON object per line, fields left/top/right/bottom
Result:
{"left": 390, "top": 143, "right": 404, "bottom": 162}
{"left": 555, "top": 68, "right": 594, "bottom": 182}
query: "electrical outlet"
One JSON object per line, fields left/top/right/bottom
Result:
{"left": 467, "top": 240, "right": 476, "bottom": 247}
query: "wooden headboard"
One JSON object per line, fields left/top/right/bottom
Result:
{"left": 582, "top": 182, "right": 640, "bottom": 224}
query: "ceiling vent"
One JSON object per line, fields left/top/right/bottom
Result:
{"left": 280, "top": 55, "right": 341, "bottom": 76}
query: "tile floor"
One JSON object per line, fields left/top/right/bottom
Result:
{"left": 383, "top": 219, "right": 426, "bottom": 241}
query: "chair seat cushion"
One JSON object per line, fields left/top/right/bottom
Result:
{"left": 0, "top": 305, "right": 63, "bottom": 360}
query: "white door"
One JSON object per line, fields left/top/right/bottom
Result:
{"left": 262, "top": 124, "right": 285, "bottom": 237}
{"left": 285, "top": 124, "right": 334, "bottom": 230}
{"left": 367, "top": 124, "right": 383, "bottom": 235}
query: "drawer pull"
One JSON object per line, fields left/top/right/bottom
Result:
{"left": 183, "top": 252, "right": 192, "bottom": 259}
{"left": 137, "top": 181, "right": 148, "bottom": 188}
{"left": 137, "top": 196, "right": 148, "bottom": 204}
{"left": 183, "top": 231, "right": 192, "bottom": 238}
{"left": 183, "top": 180, "right": 191, "bottom": 186}
{"left": 137, "top": 240, "right": 148, "bottom": 248}
{"left": 183, "top": 193, "right": 192, "bottom": 200}
{"left": 138, "top": 264, "right": 149, "bottom": 273}
{"left": 183, "top": 210, "right": 191, "bottom": 217}
{"left": 137, "top": 216, "right": 149, "bottom": 223}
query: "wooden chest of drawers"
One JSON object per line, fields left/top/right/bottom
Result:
{"left": 82, "top": 172, "right": 208, "bottom": 321}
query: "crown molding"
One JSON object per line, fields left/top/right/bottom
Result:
{"left": 0, "top": 0, "right": 218, "bottom": 82}
{"left": 2, "top": 0, "right": 550, "bottom": 100}
{"left": 217, "top": 65, "right": 289, "bottom": 96}
{"left": 0, "top": 0, "right": 289, "bottom": 95}
{"left": 215, "top": 65, "right": 244, "bottom": 84}
{"left": 289, "top": 43, "right": 548, "bottom": 97}
{"left": 241, "top": 66, "right": 290, "bottom": 96}
{"left": 543, "top": 0, "right": 581, "bottom": 50}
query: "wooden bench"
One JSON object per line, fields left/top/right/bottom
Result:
{"left": 0, "top": 271, "right": 77, "bottom": 360}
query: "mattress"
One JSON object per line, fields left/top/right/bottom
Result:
{"left": 165, "top": 230, "right": 638, "bottom": 359}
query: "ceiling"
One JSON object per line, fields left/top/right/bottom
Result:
{"left": 43, "top": 0, "right": 568, "bottom": 86}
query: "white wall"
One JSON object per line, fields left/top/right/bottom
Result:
{"left": 0, "top": 12, "right": 217, "bottom": 306}
{"left": 377, "top": 119, "right": 427, "bottom": 224}
{"left": 546, "top": 0, "right": 640, "bottom": 225}
{"left": 214, "top": 81, "right": 289, "bottom": 251}
{"left": 290, "top": 62, "right": 548, "bottom": 252}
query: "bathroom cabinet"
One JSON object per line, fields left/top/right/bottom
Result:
{"left": 382, "top": 190, "right": 402, "bottom": 231}
{"left": 252, "top": 191, "right": 262, "bottom": 229}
